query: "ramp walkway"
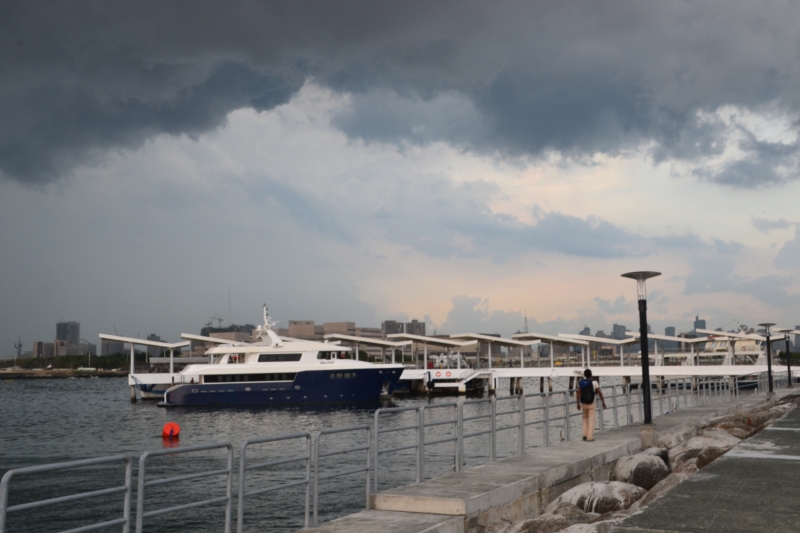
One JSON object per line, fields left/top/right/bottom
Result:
{"left": 611, "top": 394, "right": 800, "bottom": 533}
{"left": 296, "top": 392, "right": 774, "bottom": 533}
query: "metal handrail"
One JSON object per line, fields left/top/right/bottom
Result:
{"left": 419, "top": 403, "right": 459, "bottom": 479}
{"left": 0, "top": 455, "right": 132, "bottom": 533}
{"left": 374, "top": 406, "right": 422, "bottom": 491}
{"left": 312, "top": 425, "right": 371, "bottom": 525}
{"left": 237, "top": 432, "right": 312, "bottom": 532}
{"left": 136, "top": 442, "right": 233, "bottom": 533}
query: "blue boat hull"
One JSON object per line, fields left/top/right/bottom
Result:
{"left": 160, "top": 367, "right": 400, "bottom": 406}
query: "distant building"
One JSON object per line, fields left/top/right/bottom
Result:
{"left": 580, "top": 326, "right": 591, "bottom": 336}
{"left": 59, "top": 343, "right": 97, "bottom": 356}
{"left": 146, "top": 334, "right": 163, "bottom": 359}
{"left": 200, "top": 323, "right": 256, "bottom": 337}
{"left": 323, "top": 322, "right": 356, "bottom": 336}
{"left": 56, "top": 321, "right": 80, "bottom": 345}
{"left": 693, "top": 315, "right": 706, "bottom": 332}
{"left": 288, "top": 320, "right": 322, "bottom": 340}
{"left": 612, "top": 324, "right": 628, "bottom": 340}
{"left": 102, "top": 340, "right": 125, "bottom": 356}
{"left": 382, "top": 319, "right": 425, "bottom": 337}
{"left": 664, "top": 327, "right": 678, "bottom": 350}
{"left": 210, "top": 332, "right": 250, "bottom": 343}
{"left": 33, "top": 342, "right": 55, "bottom": 358}
{"left": 796, "top": 326, "right": 800, "bottom": 352}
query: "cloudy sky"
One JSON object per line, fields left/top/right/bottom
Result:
{"left": 3, "top": 1, "right": 800, "bottom": 356}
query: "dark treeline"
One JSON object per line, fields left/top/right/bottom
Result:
{"left": 0, "top": 352, "right": 142, "bottom": 370}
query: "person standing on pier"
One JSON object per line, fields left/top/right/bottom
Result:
{"left": 577, "top": 369, "right": 607, "bottom": 442}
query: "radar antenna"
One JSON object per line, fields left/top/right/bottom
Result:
{"left": 262, "top": 304, "right": 278, "bottom": 330}
{"left": 14, "top": 337, "right": 22, "bottom": 364}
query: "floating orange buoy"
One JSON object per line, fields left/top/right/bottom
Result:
{"left": 162, "top": 422, "right": 181, "bottom": 439}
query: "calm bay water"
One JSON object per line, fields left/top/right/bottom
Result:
{"left": 0, "top": 376, "right": 592, "bottom": 533}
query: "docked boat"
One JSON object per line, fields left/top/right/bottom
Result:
{"left": 158, "top": 307, "right": 405, "bottom": 407}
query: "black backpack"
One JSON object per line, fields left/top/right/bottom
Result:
{"left": 580, "top": 379, "right": 595, "bottom": 404}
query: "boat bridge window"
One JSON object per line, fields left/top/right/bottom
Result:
{"left": 258, "top": 353, "right": 302, "bottom": 363}
{"left": 317, "top": 352, "right": 337, "bottom": 360}
{"left": 330, "top": 372, "right": 357, "bottom": 379}
{"left": 204, "top": 373, "right": 296, "bottom": 383}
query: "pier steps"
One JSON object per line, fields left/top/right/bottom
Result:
{"left": 296, "top": 393, "right": 771, "bottom": 533}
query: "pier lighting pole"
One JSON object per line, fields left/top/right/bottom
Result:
{"left": 759, "top": 323, "right": 776, "bottom": 399}
{"left": 622, "top": 271, "right": 661, "bottom": 425}
{"left": 787, "top": 334, "right": 793, "bottom": 388}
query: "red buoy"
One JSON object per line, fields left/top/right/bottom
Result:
{"left": 162, "top": 422, "right": 181, "bottom": 439}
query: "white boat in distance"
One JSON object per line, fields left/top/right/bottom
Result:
{"left": 103, "top": 306, "right": 405, "bottom": 406}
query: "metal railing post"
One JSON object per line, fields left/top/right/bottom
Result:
{"left": 418, "top": 406, "right": 426, "bottom": 481}
{"left": 490, "top": 396, "right": 497, "bottom": 461}
{"left": 457, "top": 403, "right": 464, "bottom": 471}
{"left": 1, "top": 455, "right": 132, "bottom": 533}
{"left": 518, "top": 393, "right": 526, "bottom": 454}
{"left": 544, "top": 393, "right": 550, "bottom": 447}
{"left": 611, "top": 385, "right": 619, "bottom": 428}
{"left": 563, "top": 390, "right": 570, "bottom": 441}
{"left": 626, "top": 386, "right": 632, "bottom": 425}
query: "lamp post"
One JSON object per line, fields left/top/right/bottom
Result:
{"left": 786, "top": 334, "right": 793, "bottom": 388}
{"left": 621, "top": 271, "right": 661, "bottom": 425}
{"left": 759, "top": 323, "right": 775, "bottom": 399}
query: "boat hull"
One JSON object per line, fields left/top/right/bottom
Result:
{"left": 160, "top": 367, "right": 398, "bottom": 406}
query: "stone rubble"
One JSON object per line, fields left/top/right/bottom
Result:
{"left": 494, "top": 395, "right": 800, "bottom": 533}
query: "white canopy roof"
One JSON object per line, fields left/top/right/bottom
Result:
{"left": 323, "top": 334, "right": 411, "bottom": 348}
{"left": 556, "top": 333, "right": 635, "bottom": 345}
{"left": 387, "top": 333, "right": 477, "bottom": 347}
{"left": 631, "top": 333, "right": 710, "bottom": 344}
{"left": 512, "top": 332, "right": 589, "bottom": 346}
{"left": 450, "top": 333, "right": 539, "bottom": 347}
{"left": 696, "top": 328, "right": 788, "bottom": 342}
{"left": 99, "top": 333, "right": 189, "bottom": 349}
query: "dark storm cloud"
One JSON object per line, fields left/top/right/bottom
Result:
{"left": 5, "top": 1, "right": 800, "bottom": 185}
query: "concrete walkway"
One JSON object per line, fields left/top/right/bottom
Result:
{"left": 297, "top": 392, "right": 773, "bottom": 533}
{"left": 611, "top": 394, "right": 800, "bottom": 533}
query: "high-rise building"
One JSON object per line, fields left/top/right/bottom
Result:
{"left": 612, "top": 324, "right": 628, "bottom": 340}
{"left": 693, "top": 315, "right": 706, "bottom": 332}
{"left": 665, "top": 326, "right": 678, "bottom": 350}
{"left": 33, "top": 341, "right": 56, "bottom": 358}
{"left": 56, "top": 321, "right": 80, "bottom": 345}
{"left": 102, "top": 340, "right": 125, "bottom": 356}
{"left": 795, "top": 326, "right": 800, "bottom": 352}
{"left": 580, "top": 326, "right": 591, "bottom": 336}
{"left": 146, "top": 334, "right": 163, "bottom": 359}
{"left": 382, "top": 319, "right": 426, "bottom": 336}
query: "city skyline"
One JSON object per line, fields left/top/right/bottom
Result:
{"left": 3, "top": 3, "right": 800, "bottom": 358}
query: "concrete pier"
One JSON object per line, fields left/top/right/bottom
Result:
{"left": 611, "top": 395, "right": 800, "bottom": 533}
{"left": 296, "top": 393, "right": 773, "bottom": 533}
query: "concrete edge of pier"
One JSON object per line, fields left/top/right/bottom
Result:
{"left": 295, "top": 393, "right": 774, "bottom": 533}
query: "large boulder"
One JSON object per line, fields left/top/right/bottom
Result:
{"left": 630, "top": 473, "right": 689, "bottom": 510}
{"left": 499, "top": 503, "right": 595, "bottom": 533}
{"left": 673, "top": 458, "right": 700, "bottom": 476}
{"left": 669, "top": 431, "right": 741, "bottom": 470}
{"left": 611, "top": 452, "right": 670, "bottom": 490}
{"left": 657, "top": 425, "right": 696, "bottom": 450}
{"left": 545, "top": 482, "right": 646, "bottom": 515}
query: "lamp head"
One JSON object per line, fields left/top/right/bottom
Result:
{"left": 758, "top": 322, "right": 776, "bottom": 335}
{"left": 621, "top": 271, "right": 661, "bottom": 300}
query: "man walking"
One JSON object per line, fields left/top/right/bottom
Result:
{"left": 576, "top": 369, "right": 606, "bottom": 441}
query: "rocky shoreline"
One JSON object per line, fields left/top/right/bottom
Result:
{"left": 498, "top": 395, "right": 800, "bottom": 533}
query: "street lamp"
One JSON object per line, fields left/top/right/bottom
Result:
{"left": 759, "top": 323, "right": 776, "bottom": 399}
{"left": 621, "top": 271, "right": 661, "bottom": 425}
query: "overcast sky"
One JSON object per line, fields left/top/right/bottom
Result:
{"left": 3, "top": 1, "right": 800, "bottom": 357}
